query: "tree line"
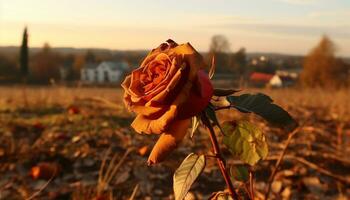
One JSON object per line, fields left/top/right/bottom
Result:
{"left": 0, "top": 27, "right": 349, "bottom": 88}
{"left": 0, "top": 28, "right": 144, "bottom": 84}
{"left": 208, "top": 34, "right": 350, "bottom": 88}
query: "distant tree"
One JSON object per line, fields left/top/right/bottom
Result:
{"left": 250, "top": 59, "right": 277, "bottom": 74}
{"left": 301, "top": 35, "right": 348, "bottom": 88}
{"left": 209, "top": 35, "right": 230, "bottom": 54}
{"left": 0, "top": 53, "right": 18, "bottom": 82}
{"left": 85, "top": 50, "right": 97, "bottom": 63}
{"left": 61, "top": 54, "right": 75, "bottom": 81}
{"left": 73, "top": 54, "right": 86, "bottom": 79}
{"left": 20, "top": 27, "right": 29, "bottom": 78}
{"left": 209, "top": 35, "right": 231, "bottom": 72}
{"left": 30, "top": 43, "right": 62, "bottom": 83}
{"left": 231, "top": 47, "right": 247, "bottom": 76}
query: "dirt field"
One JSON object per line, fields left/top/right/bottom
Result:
{"left": 0, "top": 86, "right": 349, "bottom": 199}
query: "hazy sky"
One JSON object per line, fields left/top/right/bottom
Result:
{"left": 1, "top": 0, "right": 350, "bottom": 56}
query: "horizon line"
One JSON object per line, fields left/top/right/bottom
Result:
{"left": 0, "top": 45, "right": 310, "bottom": 57}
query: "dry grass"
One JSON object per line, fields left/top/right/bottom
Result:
{"left": 0, "top": 86, "right": 123, "bottom": 109}
{"left": 71, "top": 148, "right": 132, "bottom": 200}
{"left": 2, "top": 86, "right": 349, "bottom": 130}
{"left": 1, "top": 86, "right": 349, "bottom": 111}
{"left": 0, "top": 86, "right": 349, "bottom": 199}
{"left": 237, "top": 87, "right": 350, "bottom": 121}
{"left": 2, "top": 86, "right": 349, "bottom": 136}
{"left": 97, "top": 148, "right": 132, "bottom": 197}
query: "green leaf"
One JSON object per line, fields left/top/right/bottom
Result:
{"left": 204, "top": 105, "right": 220, "bottom": 126}
{"left": 230, "top": 165, "right": 249, "bottom": 182}
{"left": 190, "top": 116, "right": 200, "bottom": 139}
{"left": 213, "top": 88, "right": 240, "bottom": 97}
{"left": 222, "top": 121, "right": 268, "bottom": 166}
{"left": 204, "top": 105, "right": 225, "bottom": 135}
{"left": 227, "top": 93, "right": 297, "bottom": 131}
{"left": 173, "top": 153, "right": 206, "bottom": 200}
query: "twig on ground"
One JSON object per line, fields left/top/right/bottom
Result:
{"left": 265, "top": 124, "right": 302, "bottom": 200}
{"left": 300, "top": 150, "right": 350, "bottom": 166}
{"left": 264, "top": 155, "right": 350, "bottom": 185}
{"left": 25, "top": 169, "right": 56, "bottom": 200}
{"left": 128, "top": 183, "right": 140, "bottom": 200}
{"left": 97, "top": 148, "right": 132, "bottom": 195}
{"left": 290, "top": 156, "right": 350, "bottom": 185}
{"left": 249, "top": 170, "right": 254, "bottom": 200}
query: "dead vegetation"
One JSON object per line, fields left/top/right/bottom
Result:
{"left": 0, "top": 86, "right": 349, "bottom": 199}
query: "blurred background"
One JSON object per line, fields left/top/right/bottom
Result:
{"left": 1, "top": 0, "right": 349, "bottom": 86}
{"left": 0, "top": 0, "right": 350, "bottom": 200}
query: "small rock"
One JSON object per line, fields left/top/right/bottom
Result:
{"left": 272, "top": 180, "right": 283, "bottom": 193}
{"left": 154, "top": 189, "right": 163, "bottom": 196}
{"left": 302, "top": 177, "right": 326, "bottom": 194}
{"left": 281, "top": 187, "right": 292, "bottom": 200}
{"left": 72, "top": 136, "right": 81, "bottom": 143}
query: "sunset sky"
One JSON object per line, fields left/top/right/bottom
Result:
{"left": 1, "top": 0, "right": 350, "bottom": 56}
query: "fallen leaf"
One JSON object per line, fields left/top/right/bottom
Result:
{"left": 138, "top": 146, "right": 149, "bottom": 156}
{"left": 30, "top": 162, "right": 60, "bottom": 180}
{"left": 68, "top": 106, "right": 80, "bottom": 115}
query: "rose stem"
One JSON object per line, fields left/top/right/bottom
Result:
{"left": 201, "top": 113, "right": 240, "bottom": 200}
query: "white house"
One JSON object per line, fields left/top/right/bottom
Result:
{"left": 81, "top": 61, "right": 129, "bottom": 83}
{"left": 269, "top": 75, "right": 283, "bottom": 87}
{"left": 81, "top": 63, "right": 98, "bottom": 82}
{"left": 249, "top": 72, "right": 297, "bottom": 88}
{"left": 59, "top": 65, "right": 70, "bottom": 81}
{"left": 275, "top": 69, "right": 301, "bottom": 79}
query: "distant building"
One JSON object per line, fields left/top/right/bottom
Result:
{"left": 275, "top": 69, "right": 301, "bottom": 79}
{"left": 249, "top": 72, "right": 297, "bottom": 88}
{"left": 81, "top": 63, "right": 99, "bottom": 82}
{"left": 249, "top": 72, "right": 274, "bottom": 87}
{"left": 81, "top": 61, "right": 129, "bottom": 83}
{"left": 59, "top": 65, "right": 70, "bottom": 81}
{"left": 249, "top": 56, "right": 269, "bottom": 66}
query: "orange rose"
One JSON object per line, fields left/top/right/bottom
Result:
{"left": 121, "top": 39, "right": 213, "bottom": 165}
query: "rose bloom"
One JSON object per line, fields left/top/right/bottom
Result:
{"left": 122, "top": 40, "right": 213, "bottom": 165}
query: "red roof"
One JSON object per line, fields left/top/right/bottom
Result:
{"left": 250, "top": 72, "right": 274, "bottom": 83}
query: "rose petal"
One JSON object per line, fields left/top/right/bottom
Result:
{"left": 147, "top": 119, "right": 190, "bottom": 165}
{"left": 122, "top": 41, "right": 212, "bottom": 136}
{"left": 130, "top": 67, "right": 193, "bottom": 134}
{"left": 170, "top": 43, "right": 207, "bottom": 81}
{"left": 121, "top": 75, "right": 131, "bottom": 93}
{"left": 145, "top": 62, "right": 187, "bottom": 106}
{"left": 142, "top": 58, "right": 179, "bottom": 102}
{"left": 177, "top": 70, "right": 213, "bottom": 119}
{"left": 126, "top": 54, "right": 176, "bottom": 104}
{"left": 128, "top": 67, "right": 145, "bottom": 98}
{"left": 131, "top": 102, "right": 177, "bottom": 134}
